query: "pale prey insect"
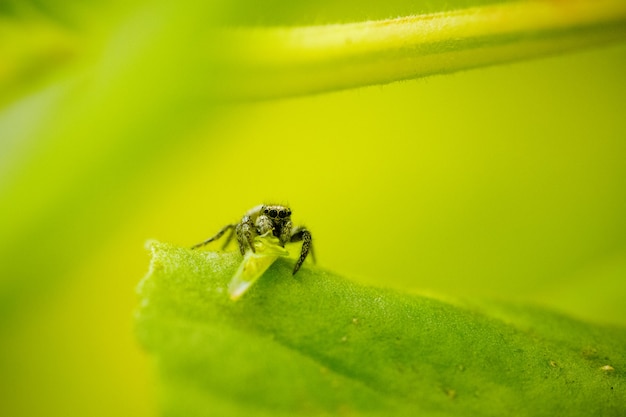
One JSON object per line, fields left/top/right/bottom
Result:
{"left": 191, "top": 204, "right": 313, "bottom": 275}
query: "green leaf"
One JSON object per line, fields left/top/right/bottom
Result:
{"left": 136, "top": 242, "right": 626, "bottom": 416}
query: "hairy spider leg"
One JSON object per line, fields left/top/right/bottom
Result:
{"left": 220, "top": 225, "right": 236, "bottom": 250}
{"left": 255, "top": 214, "right": 274, "bottom": 236}
{"left": 290, "top": 226, "right": 312, "bottom": 275}
{"left": 278, "top": 219, "right": 293, "bottom": 246}
{"left": 291, "top": 226, "right": 315, "bottom": 263}
{"left": 239, "top": 215, "right": 257, "bottom": 254}
{"left": 191, "top": 224, "right": 236, "bottom": 250}
{"left": 235, "top": 223, "right": 245, "bottom": 255}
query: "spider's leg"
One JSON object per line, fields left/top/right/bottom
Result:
{"left": 308, "top": 241, "right": 316, "bottom": 264}
{"left": 220, "top": 224, "right": 236, "bottom": 250}
{"left": 236, "top": 223, "right": 245, "bottom": 255}
{"left": 191, "top": 224, "right": 236, "bottom": 250}
{"left": 256, "top": 214, "right": 274, "bottom": 236}
{"left": 278, "top": 219, "right": 293, "bottom": 246}
{"left": 290, "top": 226, "right": 312, "bottom": 275}
{"left": 240, "top": 215, "right": 256, "bottom": 253}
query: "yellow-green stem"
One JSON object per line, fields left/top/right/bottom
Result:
{"left": 212, "top": 0, "right": 626, "bottom": 100}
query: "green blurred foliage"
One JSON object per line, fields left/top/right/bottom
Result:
{"left": 1, "top": 0, "right": 625, "bottom": 416}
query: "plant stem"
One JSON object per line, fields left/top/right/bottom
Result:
{"left": 211, "top": 0, "right": 626, "bottom": 100}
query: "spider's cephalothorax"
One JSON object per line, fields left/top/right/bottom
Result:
{"left": 191, "top": 204, "right": 313, "bottom": 275}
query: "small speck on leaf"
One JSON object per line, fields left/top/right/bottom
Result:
{"left": 600, "top": 365, "right": 615, "bottom": 373}
{"left": 582, "top": 347, "right": 599, "bottom": 360}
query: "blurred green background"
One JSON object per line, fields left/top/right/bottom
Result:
{"left": 1, "top": 1, "right": 625, "bottom": 416}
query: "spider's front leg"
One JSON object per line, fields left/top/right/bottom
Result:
{"left": 278, "top": 219, "right": 293, "bottom": 247}
{"left": 290, "top": 226, "right": 312, "bottom": 275}
{"left": 237, "top": 215, "right": 257, "bottom": 254}
{"left": 255, "top": 213, "right": 276, "bottom": 239}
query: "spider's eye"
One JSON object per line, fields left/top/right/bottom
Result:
{"left": 278, "top": 210, "right": 287, "bottom": 218}
{"left": 286, "top": 210, "right": 291, "bottom": 216}
{"left": 264, "top": 208, "right": 269, "bottom": 214}
{"left": 269, "top": 209, "right": 278, "bottom": 218}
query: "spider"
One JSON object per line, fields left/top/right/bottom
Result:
{"left": 191, "top": 204, "right": 313, "bottom": 275}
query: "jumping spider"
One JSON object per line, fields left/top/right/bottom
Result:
{"left": 191, "top": 204, "right": 312, "bottom": 275}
